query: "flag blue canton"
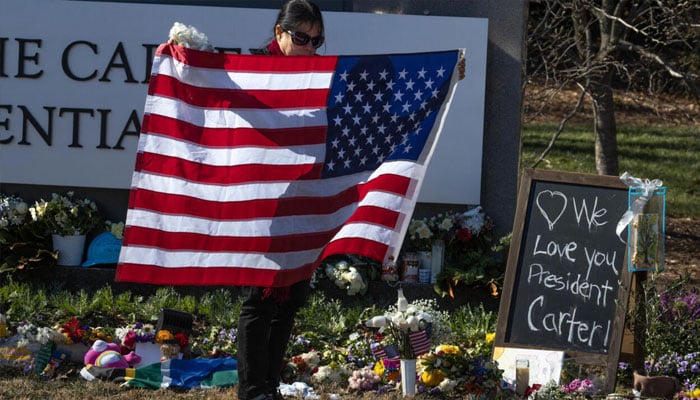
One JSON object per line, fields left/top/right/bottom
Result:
{"left": 323, "top": 51, "right": 458, "bottom": 178}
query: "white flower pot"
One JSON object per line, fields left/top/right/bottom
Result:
{"left": 430, "top": 239, "right": 445, "bottom": 283}
{"left": 52, "top": 234, "right": 86, "bottom": 266}
{"left": 400, "top": 358, "right": 417, "bottom": 396}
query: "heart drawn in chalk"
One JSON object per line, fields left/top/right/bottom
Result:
{"left": 535, "top": 190, "right": 567, "bottom": 231}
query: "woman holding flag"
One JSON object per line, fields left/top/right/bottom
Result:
{"left": 166, "top": 1, "right": 465, "bottom": 399}
{"left": 236, "top": 2, "right": 326, "bottom": 399}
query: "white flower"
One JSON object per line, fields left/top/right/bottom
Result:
{"left": 168, "top": 22, "right": 213, "bottom": 51}
{"left": 0, "top": 195, "right": 29, "bottom": 228}
{"left": 416, "top": 223, "right": 433, "bottom": 239}
{"left": 406, "top": 315, "right": 420, "bottom": 331}
{"left": 438, "top": 216, "right": 454, "bottom": 232}
{"left": 365, "top": 316, "right": 387, "bottom": 328}
{"left": 438, "top": 378, "right": 459, "bottom": 392}
{"left": 105, "top": 220, "right": 125, "bottom": 239}
{"left": 326, "top": 260, "right": 367, "bottom": 295}
{"left": 461, "top": 206, "right": 485, "bottom": 234}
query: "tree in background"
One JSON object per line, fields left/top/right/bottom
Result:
{"left": 525, "top": 0, "right": 700, "bottom": 175}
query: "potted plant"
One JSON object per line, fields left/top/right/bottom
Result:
{"left": 29, "top": 192, "right": 102, "bottom": 266}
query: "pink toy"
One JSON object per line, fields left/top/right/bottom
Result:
{"left": 84, "top": 339, "right": 141, "bottom": 369}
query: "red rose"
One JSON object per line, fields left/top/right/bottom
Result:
{"left": 123, "top": 331, "right": 136, "bottom": 349}
{"left": 456, "top": 228, "right": 473, "bottom": 243}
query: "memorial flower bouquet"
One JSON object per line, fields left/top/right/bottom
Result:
{"left": 321, "top": 255, "right": 379, "bottom": 296}
{"left": 16, "top": 321, "right": 64, "bottom": 346}
{"left": 114, "top": 322, "right": 157, "bottom": 348}
{"left": 0, "top": 194, "right": 29, "bottom": 232}
{"left": 420, "top": 345, "right": 504, "bottom": 397}
{"left": 406, "top": 207, "right": 508, "bottom": 297}
{"left": 365, "top": 288, "right": 432, "bottom": 359}
{"left": 405, "top": 206, "right": 497, "bottom": 258}
{"left": 0, "top": 193, "right": 57, "bottom": 274}
{"left": 30, "top": 192, "right": 101, "bottom": 236}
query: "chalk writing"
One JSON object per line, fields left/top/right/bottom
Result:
{"left": 503, "top": 176, "right": 628, "bottom": 354}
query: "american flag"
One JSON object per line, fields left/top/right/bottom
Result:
{"left": 408, "top": 329, "right": 431, "bottom": 357}
{"left": 115, "top": 43, "right": 460, "bottom": 287}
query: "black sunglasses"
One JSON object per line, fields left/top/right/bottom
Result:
{"left": 285, "top": 29, "right": 324, "bottom": 49}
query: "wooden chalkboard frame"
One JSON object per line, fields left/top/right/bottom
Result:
{"left": 494, "top": 169, "right": 632, "bottom": 393}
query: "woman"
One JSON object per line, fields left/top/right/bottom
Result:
{"left": 237, "top": 3, "right": 325, "bottom": 400}
{"left": 169, "top": 2, "right": 464, "bottom": 398}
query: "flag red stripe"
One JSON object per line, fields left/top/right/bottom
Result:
{"left": 322, "top": 237, "right": 389, "bottom": 261}
{"left": 149, "top": 74, "right": 330, "bottom": 109}
{"left": 142, "top": 114, "right": 327, "bottom": 147}
{"left": 129, "top": 175, "right": 410, "bottom": 219}
{"left": 114, "top": 263, "right": 317, "bottom": 287}
{"left": 158, "top": 43, "right": 339, "bottom": 73}
{"left": 138, "top": 152, "right": 322, "bottom": 183}
{"left": 123, "top": 205, "right": 398, "bottom": 253}
{"left": 123, "top": 226, "right": 341, "bottom": 252}
{"left": 408, "top": 329, "right": 431, "bottom": 356}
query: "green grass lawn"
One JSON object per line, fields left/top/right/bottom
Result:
{"left": 521, "top": 123, "right": 700, "bottom": 218}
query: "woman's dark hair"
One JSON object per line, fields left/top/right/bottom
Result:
{"left": 274, "top": 0, "right": 324, "bottom": 36}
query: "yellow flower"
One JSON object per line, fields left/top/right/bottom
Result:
{"left": 485, "top": 332, "right": 495, "bottom": 343}
{"left": 373, "top": 360, "right": 386, "bottom": 377}
{"left": 692, "top": 388, "right": 700, "bottom": 398}
{"left": 436, "top": 344, "right": 461, "bottom": 355}
{"left": 421, "top": 370, "right": 445, "bottom": 387}
{"left": 156, "top": 329, "right": 175, "bottom": 344}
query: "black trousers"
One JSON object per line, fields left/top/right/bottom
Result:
{"left": 236, "top": 279, "right": 311, "bottom": 400}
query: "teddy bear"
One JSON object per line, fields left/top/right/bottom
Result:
{"left": 83, "top": 339, "right": 141, "bottom": 369}
{"left": 633, "top": 370, "right": 681, "bottom": 399}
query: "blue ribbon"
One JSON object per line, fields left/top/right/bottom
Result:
{"left": 615, "top": 172, "right": 663, "bottom": 241}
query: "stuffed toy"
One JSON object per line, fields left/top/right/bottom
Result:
{"left": 84, "top": 340, "right": 141, "bottom": 369}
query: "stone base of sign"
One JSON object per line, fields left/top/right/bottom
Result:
{"left": 30, "top": 265, "right": 500, "bottom": 312}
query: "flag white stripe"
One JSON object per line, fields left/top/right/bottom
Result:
{"left": 139, "top": 134, "right": 325, "bottom": 167}
{"left": 119, "top": 221, "right": 394, "bottom": 270}
{"left": 154, "top": 54, "right": 335, "bottom": 90}
{"left": 132, "top": 160, "right": 416, "bottom": 202}
{"left": 126, "top": 189, "right": 404, "bottom": 235}
{"left": 145, "top": 95, "right": 327, "bottom": 129}
{"left": 119, "top": 245, "right": 321, "bottom": 271}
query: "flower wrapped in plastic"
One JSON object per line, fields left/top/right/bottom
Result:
{"left": 323, "top": 259, "right": 369, "bottom": 296}
{"left": 56, "top": 316, "right": 89, "bottom": 345}
{"left": 419, "top": 344, "right": 504, "bottom": 397}
{"left": 16, "top": 321, "right": 63, "bottom": 347}
{"left": 114, "top": 322, "right": 157, "bottom": 349}
{"left": 348, "top": 365, "right": 382, "bottom": 391}
{"left": 0, "top": 195, "right": 28, "bottom": 232}
{"left": 168, "top": 22, "right": 213, "bottom": 51}
{"left": 283, "top": 350, "right": 321, "bottom": 384}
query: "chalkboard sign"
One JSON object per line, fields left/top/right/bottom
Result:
{"left": 495, "top": 170, "right": 632, "bottom": 371}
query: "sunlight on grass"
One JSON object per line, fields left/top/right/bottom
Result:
{"left": 521, "top": 123, "right": 700, "bottom": 218}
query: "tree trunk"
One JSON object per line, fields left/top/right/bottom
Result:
{"left": 589, "top": 74, "right": 619, "bottom": 176}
